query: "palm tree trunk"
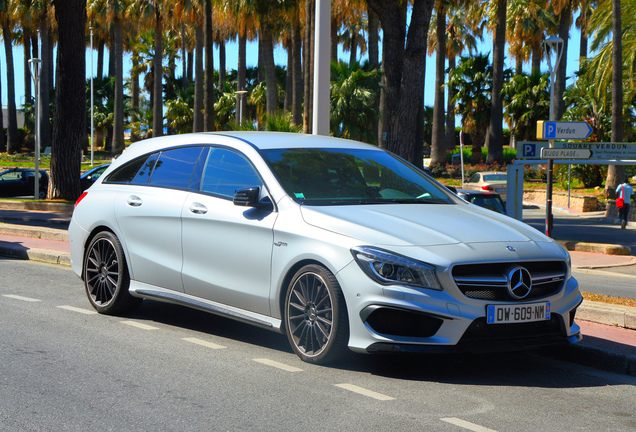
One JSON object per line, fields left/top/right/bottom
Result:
{"left": 236, "top": 31, "right": 246, "bottom": 124}
{"left": 112, "top": 14, "right": 125, "bottom": 156}
{"left": 153, "top": 8, "right": 163, "bottom": 137}
{"left": 261, "top": 28, "right": 277, "bottom": 115}
{"left": 430, "top": 2, "right": 446, "bottom": 166}
{"left": 331, "top": 16, "right": 338, "bottom": 63}
{"left": 349, "top": 36, "right": 356, "bottom": 65}
{"left": 285, "top": 36, "right": 293, "bottom": 112}
{"left": 97, "top": 40, "right": 104, "bottom": 79}
{"left": 486, "top": 0, "right": 506, "bottom": 164}
{"left": 0, "top": 60, "right": 4, "bottom": 152}
{"left": 605, "top": 0, "right": 624, "bottom": 197}
{"left": 131, "top": 52, "right": 140, "bottom": 142}
{"left": 204, "top": 0, "right": 215, "bottom": 131}
{"left": 555, "top": 1, "right": 571, "bottom": 120}
{"left": 367, "top": 6, "right": 379, "bottom": 68}
{"left": 3, "top": 21, "right": 19, "bottom": 154}
{"left": 303, "top": 0, "right": 314, "bottom": 133}
{"left": 193, "top": 24, "right": 204, "bottom": 132}
{"left": 218, "top": 40, "right": 226, "bottom": 90}
{"left": 51, "top": 0, "right": 85, "bottom": 201}
{"left": 531, "top": 39, "right": 541, "bottom": 75}
{"left": 24, "top": 30, "right": 32, "bottom": 106}
{"left": 181, "top": 23, "right": 188, "bottom": 91}
{"left": 445, "top": 54, "right": 457, "bottom": 150}
{"left": 39, "top": 19, "right": 51, "bottom": 151}
{"left": 291, "top": 15, "right": 303, "bottom": 126}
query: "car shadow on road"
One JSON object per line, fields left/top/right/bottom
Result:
{"left": 124, "top": 299, "right": 633, "bottom": 389}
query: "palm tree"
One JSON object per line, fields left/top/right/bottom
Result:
{"left": 607, "top": 0, "right": 624, "bottom": 196}
{"left": 368, "top": 0, "right": 436, "bottom": 167}
{"left": 110, "top": 0, "right": 127, "bottom": 155}
{"left": 203, "top": 0, "right": 215, "bottom": 131}
{"left": 487, "top": 0, "right": 507, "bottom": 164}
{"left": 129, "top": 0, "right": 167, "bottom": 137}
{"left": 429, "top": 0, "right": 447, "bottom": 167}
{"left": 0, "top": 0, "right": 20, "bottom": 154}
{"left": 50, "top": 0, "right": 86, "bottom": 201}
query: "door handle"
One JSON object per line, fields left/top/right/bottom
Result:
{"left": 126, "top": 195, "right": 142, "bottom": 207}
{"left": 189, "top": 202, "right": 208, "bottom": 215}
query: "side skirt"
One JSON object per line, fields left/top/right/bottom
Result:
{"left": 129, "top": 281, "right": 283, "bottom": 333}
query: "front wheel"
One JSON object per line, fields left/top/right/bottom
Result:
{"left": 284, "top": 264, "right": 349, "bottom": 364}
{"left": 83, "top": 231, "right": 141, "bottom": 315}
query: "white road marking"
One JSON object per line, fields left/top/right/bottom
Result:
{"left": 57, "top": 305, "right": 98, "bottom": 314}
{"left": 2, "top": 294, "right": 41, "bottom": 302}
{"left": 120, "top": 320, "right": 159, "bottom": 330}
{"left": 182, "top": 337, "right": 227, "bottom": 350}
{"left": 252, "top": 358, "right": 303, "bottom": 373}
{"left": 441, "top": 418, "right": 498, "bottom": 432}
{"left": 334, "top": 383, "right": 395, "bottom": 401}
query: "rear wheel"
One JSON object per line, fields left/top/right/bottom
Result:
{"left": 284, "top": 264, "right": 349, "bottom": 364}
{"left": 83, "top": 231, "right": 141, "bottom": 315}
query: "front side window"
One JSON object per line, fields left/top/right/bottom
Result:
{"left": 200, "top": 148, "right": 262, "bottom": 199}
{"left": 261, "top": 148, "right": 454, "bottom": 206}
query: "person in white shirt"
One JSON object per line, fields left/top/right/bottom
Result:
{"left": 616, "top": 178, "right": 634, "bottom": 229}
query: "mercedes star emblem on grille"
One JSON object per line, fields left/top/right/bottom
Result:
{"left": 506, "top": 267, "right": 532, "bottom": 299}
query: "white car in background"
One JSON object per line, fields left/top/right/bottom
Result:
{"left": 464, "top": 171, "right": 508, "bottom": 201}
{"left": 69, "top": 132, "right": 582, "bottom": 364}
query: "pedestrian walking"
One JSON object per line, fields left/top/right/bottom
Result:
{"left": 615, "top": 178, "right": 634, "bottom": 229}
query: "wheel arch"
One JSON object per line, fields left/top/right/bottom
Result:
{"left": 81, "top": 225, "right": 129, "bottom": 280}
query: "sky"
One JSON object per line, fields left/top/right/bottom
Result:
{"left": 0, "top": 22, "right": 585, "bottom": 112}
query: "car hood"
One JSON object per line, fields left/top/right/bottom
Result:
{"left": 300, "top": 203, "right": 548, "bottom": 247}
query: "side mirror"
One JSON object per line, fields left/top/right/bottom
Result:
{"left": 446, "top": 186, "right": 457, "bottom": 194}
{"left": 233, "top": 187, "right": 260, "bottom": 207}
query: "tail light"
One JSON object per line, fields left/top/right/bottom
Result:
{"left": 481, "top": 185, "right": 494, "bottom": 191}
{"left": 75, "top": 192, "right": 88, "bottom": 209}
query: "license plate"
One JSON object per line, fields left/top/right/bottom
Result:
{"left": 486, "top": 302, "right": 550, "bottom": 324}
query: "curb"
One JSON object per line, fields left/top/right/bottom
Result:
{"left": 558, "top": 240, "right": 632, "bottom": 256}
{"left": 0, "top": 223, "right": 69, "bottom": 241}
{"left": 0, "top": 200, "right": 73, "bottom": 213}
{"left": 577, "top": 300, "right": 636, "bottom": 331}
{"left": 0, "top": 243, "right": 70, "bottom": 266}
{"left": 545, "top": 342, "right": 636, "bottom": 377}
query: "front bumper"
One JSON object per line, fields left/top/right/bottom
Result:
{"left": 337, "top": 261, "right": 583, "bottom": 354}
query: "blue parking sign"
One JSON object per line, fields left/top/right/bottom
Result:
{"left": 522, "top": 143, "right": 537, "bottom": 157}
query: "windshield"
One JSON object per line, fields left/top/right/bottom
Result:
{"left": 483, "top": 174, "right": 506, "bottom": 182}
{"left": 261, "top": 148, "right": 455, "bottom": 206}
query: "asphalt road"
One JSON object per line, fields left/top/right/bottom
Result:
{"left": 573, "top": 270, "right": 636, "bottom": 299}
{"left": 522, "top": 207, "right": 636, "bottom": 251}
{"left": 1, "top": 258, "right": 636, "bottom": 432}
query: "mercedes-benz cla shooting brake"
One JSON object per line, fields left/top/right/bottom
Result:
{"left": 69, "top": 132, "right": 582, "bottom": 364}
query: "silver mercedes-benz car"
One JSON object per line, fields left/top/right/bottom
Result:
{"left": 69, "top": 132, "right": 582, "bottom": 364}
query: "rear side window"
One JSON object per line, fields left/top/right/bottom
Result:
{"left": 105, "top": 146, "right": 204, "bottom": 190}
{"left": 106, "top": 155, "right": 151, "bottom": 183}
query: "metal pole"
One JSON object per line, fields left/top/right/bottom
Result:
{"left": 28, "top": 58, "right": 41, "bottom": 200}
{"left": 236, "top": 90, "right": 247, "bottom": 126}
{"left": 543, "top": 36, "right": 564, "bottom": 237}
{"left": 312, "top": 0, "right": 330, "bottom": 135}
{"left": 459, "top": 131, "right": 465, "bottom": 186}
{"left": 90, "top": 26, "right": 94, "bottom": 166}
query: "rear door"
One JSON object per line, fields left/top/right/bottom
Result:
{"left": 113, "top": 146, "right": 205, "bottom": 292}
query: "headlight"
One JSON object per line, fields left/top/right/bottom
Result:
{"left": 351, "top": 246, "right": 442, "bottom": 291}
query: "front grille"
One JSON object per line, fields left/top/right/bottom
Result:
{"left": 452, "top": 261, "right": 567, "bottom": 302}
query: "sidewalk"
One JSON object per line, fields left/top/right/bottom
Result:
{"left": 0, "top": 200, "right": 635, "bottom": 377}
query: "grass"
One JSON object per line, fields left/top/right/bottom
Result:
{"left": 583, "top": 292, "right": 636, "bottom": 308}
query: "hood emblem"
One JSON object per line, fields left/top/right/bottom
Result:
{"left": 507, "top": 246, "right": 516, "bottom": 252}
{"left": 507, "top": 267, "right": 532, "bottom": 299}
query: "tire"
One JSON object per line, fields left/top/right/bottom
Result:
{"left": 38, "top": 189, "right": 46, "bottom": 200}
{"left": 83, "top": 231, "right": 141, "bottom": 315}
{"left": 284, "top": 264, "right": 349, "bottom": 364}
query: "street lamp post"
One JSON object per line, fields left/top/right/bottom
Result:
{"left": 28, "top": 57, "right": 41, "bottom": 200}
{"left": 543, "top": 36, "right": 564, "bottom": 237}
{"left": 236, "top": 90, "right": 247, "bottom": 126}
{"left": 90, "top": 26, "right": 94, "bottom": 166}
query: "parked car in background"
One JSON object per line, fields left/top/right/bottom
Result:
{"left": 455, "top": 189, "right": 507, "bottom": 215}
{"left": 80, "top": 164, "right": 110, "bottom": 192}
{"left": 463, "top": 171, "right": 507, "bottom": 201}
{"left": 69, "top": 132, "right": 581, "bottom": 364}
{"left": 0, "top": 168, "right": 48, "bottom": 199}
